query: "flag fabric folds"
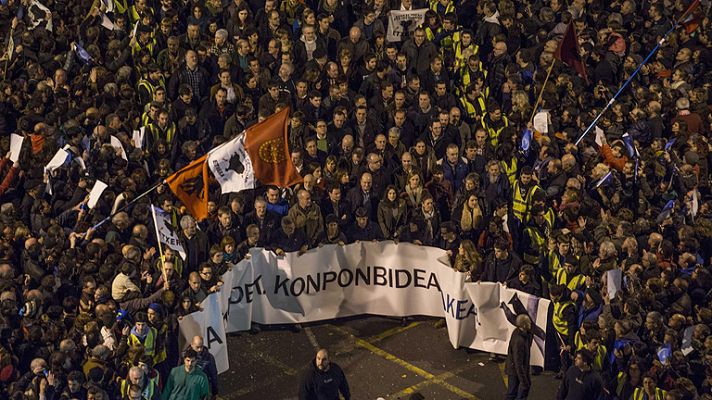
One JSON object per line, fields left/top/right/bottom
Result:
{"left": 554, "top": 22, "right": 589, "bottom": 84}
{"left": 166, "top": 155, "right": 209, "bottom": 221}
{"left": 244, "top": 108, "right": 302, "bottom": 188}
{"left": 150, "top": 205, "right": 186, "bottom": 259}
{"left": 208, "top": 132, "right": 255, "bottom": 194}
{"left": 681, "top": 0, "right": 701, "bottom": 33}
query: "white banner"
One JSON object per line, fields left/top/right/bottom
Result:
{"left": 87, "top": 180, "right": 108, "bottom": 209}
{"left": 178, "top": 293, "right": 229, "bottom": 374}
{"left": 181, "top": 242, "right": 550, "bottom": 373}
{"left": 386, "top": 9, "right": 428, "bottom": 42}
{"left": 150, "top": 205, "right": 186, "bottom": 259}
{"left": 9, "top": 134, "right": 23, "bottom": 163}
{"left": 207, "top": 132, "right": 254, "bottom": 194}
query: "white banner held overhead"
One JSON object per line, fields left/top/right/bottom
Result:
{"left": 44, "top": 148, "right": 70, "bottom": 173}
{"left": 386, "top": 9, "right": 428, "bottom": 42}
{"left": 150, "top": 205, "right": 186, "bottom": 259}
{"left": 207, "top": 132, "right": 254, "bottom": 194}
{"left": 110, "top": 135, "right": 128, "bottom": 161}
{"left": 9, "top": 134, "right": 23, "bottom": 163}
{"left": 87, "top": 180, "right": 108, "bottom": 209}
{"left": 189, "top": 242, "right": 550, "bottom": 374}
{"left": 178, "top": 293, "right": 229, "bottom": 374}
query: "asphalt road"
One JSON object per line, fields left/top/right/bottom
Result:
{"left": 217, "top": 316, "right": 560, "bottom": 400}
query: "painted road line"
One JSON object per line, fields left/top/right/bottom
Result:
{"left": 390, "top": 363, "right": 477, "bottom": 398}
{"left": 328, "top": 325, "right": 477, "bottom": 400}
{"left": 366, "top": 321, "right": 422, "bottom": 343}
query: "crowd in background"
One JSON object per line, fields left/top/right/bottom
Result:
{"left": 1, "top": 0, "right": 712, "bottom": 397}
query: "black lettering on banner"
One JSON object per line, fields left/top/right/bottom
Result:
{"left": 206, "top": 326, "right": 223, "bottom": 349}
{"left": 427, "top": 272, "right": 441, "bottom": 291}
{"left": 374, "top": 266, "right": 387, "bottom": 286}
{"left": 355, "top": 267, "right": 370, "bottom": 285}
{"left": 395, "top": 269, "right": 411, "bottom": 288}
{"left": 232, "top": 286, "right": 244, "bottom": 303}
{"left": 291, "top": 277, "right": 305, "bottom": 296}
{"left": 322, "top": 271, "right": 337, "bottom": 290}
{"left": 306, "top": 274, "right": 320, "bottom": 294}
{"left": 413, "top": 269, "right": 426, "bottom": 288}
{"left": 274, "top": 275, "right": 290, "bottom": 296}
{"left": 338, "top": 269, "right": 353, "bottom": 287}
{"left": 388, "top": 268, "right": 394, "bottom": 288}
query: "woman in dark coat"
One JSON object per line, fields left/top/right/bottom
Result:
{"left": 377, "top": 185, "right": 408, "bottom": 240}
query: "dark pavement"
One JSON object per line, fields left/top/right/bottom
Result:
{"left": 218, "top": 316, "right": 560, "bottom": 400}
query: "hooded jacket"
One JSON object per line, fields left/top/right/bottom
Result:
{"left": 298, "top": 359, "right": 350, "bottom": 400}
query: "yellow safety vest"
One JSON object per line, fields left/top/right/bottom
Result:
{"left": 555, "top": 268, "right": 586, "bottom": 291}
{"left": 501, "top": 157, "right": 517, "bottom": 187}
{"left": 120, "top": 376, "right": 158, "bottom": 400}
{"left": 132, "top": 38, "right": 156, "bottom": 58}
{"left": 527, "top": 207, "right": 555, "bottom": 228}
{"left": 454, "top": 41, "right": 479, "bottom": 71}
{"left": 553, "top": 301, "right": 574, "bottom": 337}
{"left": 632, "top": 387, "right": 667, "bottom": 400}
{"left": 149, "top": 122, "right": 176, "bottom": 145}
{"left": 127, "top": 327, "right": 156, "bottom": 356}
{"left": 592, "top": 345, "right": 607, "bottom": 372}
{"left": 523, "top": 226, "right": 545, "bottom": 265}
{"left": 113, "top": 0, "right": 128, "bottom": 14}
{"left": 459, "top": 95, "right": 486, "bottom": 122}
{"left": 429, "top": 0, "right": 455, "bottom": 16}
{"left": 574, "top": 331, "right": 585, "bottom": 350}
{"left": 482, "top": 115, "right": 509, "bottom": 148}
{"left": 511, "top": 182, "right": 541, "bottom": 222}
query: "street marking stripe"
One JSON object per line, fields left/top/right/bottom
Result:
{"left": 367, "top": 321, "right": 422, "bottom": 343}
{"left": 328, "top": 325, "right": 478, "bottom": 400}
{"left": 390, "top": 363, "right": 477, "bottom": 398}
{"left": 304, "top": 327, "right": 320, "bottom": 351}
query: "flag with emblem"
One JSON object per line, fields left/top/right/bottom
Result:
{"left": 244, "top": 107, "right": 302, "bottom": 188}
{"left": 166, "top": 155, "right": 209, "bottom": 220}
{"left": 150, "top": 205, "right": 186, "bottom": 259}
{"left": 207, "top": 132, "right": 254, "bottom": 194}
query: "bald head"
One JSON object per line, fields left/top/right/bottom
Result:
{"left": 315, "top": 348, "right": 330, "bottom": 371}
{"left": 516, "top": 314, "right": 532, "bottom": 331}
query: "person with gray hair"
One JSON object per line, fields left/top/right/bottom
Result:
{"left": 505, "top": 314, "right": 533, "bottom": 399}
{"left": 211, "top": 28, "right": 235, "bottom": 59}
{"left": 180, "top": 214, "right": 209, "bottom": 276}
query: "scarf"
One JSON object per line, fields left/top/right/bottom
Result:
{"left": 460, "top": 202, "right": 481, "bottom": 232}
{"left": 483, "top": 10, "right": 500, "bottom": 25}
{"left": 301, "top": 36, "right": 317, "bottom": 60}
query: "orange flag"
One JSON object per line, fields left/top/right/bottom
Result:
{"left": 166, "top": 155, "right": 209, "bottom": 220}
{"left": 244, "top": 107, "right": 303, "bottom": 188}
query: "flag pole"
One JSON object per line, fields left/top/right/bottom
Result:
{"left": 2, "top": 27, "right": 13, "bottom": 82}
{"left": 528, "top": 58, "right": 556, "bottom": 126}
{"left": 574, "top": 1, "right": 699, "bottom": 146}
{"left": 90, "top": 179, "right": 164, "bottom": 230}
{"left": 150, "top": 205, "right": 167, "bottom": 284}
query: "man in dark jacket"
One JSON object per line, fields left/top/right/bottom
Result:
{"left": 556, "top": 349, "right": 604, "bottom": 400}
{"left": 346, "top": 207, "right": 383, "bottom": 243}
{"left": 298, "top": 348, "right": 350, "bottom": 400}
{"left": 185, "top": 335, "right": 219, "bottom": 398}
{"left": 505, "top": 314, "right": 533, "bottom": 400}
{"left": 481, "top": 238, "right": 521, "bottom": 283}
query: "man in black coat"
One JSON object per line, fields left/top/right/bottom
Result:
{"left": 556, "top": 349, "right": 604, "bottom": 400}
{"left": 179, "top": 215, "right": 210, "bottom": 277}
{"left": 505, "top": 314, "right": 533, "bottom": 400}
{"left": 298, "top": 348, "right": 350, "bottom": 400}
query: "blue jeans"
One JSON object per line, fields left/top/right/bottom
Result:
{"left": 505, "top": 373, "right": 530, "bottom": 400}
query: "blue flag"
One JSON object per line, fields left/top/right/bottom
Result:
{"left": 657, "top": 344, "right": 672, "bottom": 365}
{"left": 656, "top": 200, "right": 675, "bottom": 224}
{"left": 74, "top": 42, "right": 92, "bottom": 64}
{"left": 665, "top": 137, "right": 676, "bottom": 151}
{"left": 520, "top": 129, "right": 532, "bottom": 152}
{"left": 622, "top": 133, "right": 638, "bottom": 159}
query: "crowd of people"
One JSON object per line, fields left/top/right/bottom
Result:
{"left": 0, "top": 0, "right": 711, "bottom": 397}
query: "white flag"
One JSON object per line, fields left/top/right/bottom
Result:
{"left": 87, "top": 180, "right": 108, "bottom": 209}
{"left": 533, "top": 111, "right": 549, "bottom": 133}
{"left": 110, "top": 135, "right": 128, "bottom": 161}
{"left": 386, "top": 9, "right": 428, "bottom": 42}
{"left": 207, "top": 132, "right": 254, "bottom": 194}
{"left": 595, "top": 126, "right": 605, "bottom": 147}
{"left": 99, "top": 14, "right": 116, "bottom": 30}
{"left": 9, "top": 134, "right": 23, "bottom": 163}
{"left": 44, "top": 148, "right": 70, "bottom": 173}
{"left": 179, "top": 293, "right": 230, "bottom": 373}
{"left": 150, "top": 205, "right": 186, "bottom": 260}
{"left": 132, "top": 127, "right": 145, "bottom": 149}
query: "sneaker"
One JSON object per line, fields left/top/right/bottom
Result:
{"left": 250, "top": 324, "right": 261, "bottom": 334}
{"left": 554, "top": 372, "right": 563, "bottom": 380}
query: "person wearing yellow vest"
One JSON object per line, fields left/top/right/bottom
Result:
{"left": 146, "top": 109, "right": 177, "bottom": 157}
{"left": 429, "top": 0, "right": 455, "bottom": 18}
{"left": 147, "top": 303, "right": 168, "bottom": 367}
{"left": 453, "top": 30, "right": 479, "bottom": 73}
{"left": 546, "top": 232, "right": 573, "bottom": 282}
{"left": 519, "top": 205, "right": 550, "bottom": 266}
{"left": 584, "top": 334, "right": 609, "bottom": 374}
{"left": 555, "top": 258, "right": 586, "bottom": 292}
{"left": 511, "top": 166, "right": 543, "bottom": 223}
{"left": 550, "top": 284, "right": 577, "bottom": 379}
{"left": 127, "top": 312, "right": 157, "bottom": 358}
{"left": 632, "top": 374, "right": 667, "bottom": 400}
{"left": 498, "top": 142, "right": 518, "bottom": 188}
{"left": 137, "top": 64, "right": 165, "bottom": 106}
{"left": 481, "top": 102, "right": 509, "bottom": 148}
{"left": 458, "top": 53, "right": 487, "bottom": 97}
{"left": 459, "top": 82, "right": 487, "bottom": 127}
{"left": 118, "top": 366, "right": 160, "bottom": 400}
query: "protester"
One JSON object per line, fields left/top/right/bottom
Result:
{"left": 0, "top": 0, "right": 710, "bottom": 397}
{"left": 505, "top": 314, "right": 533, "bottom": 400}
{"left": 298, "top": 348, "right": 350, "bottom": 400}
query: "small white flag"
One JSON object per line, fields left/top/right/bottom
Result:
{"left": 207, "top": 132, "right": 255, "bottom": 194}
{"left": 132, "top": 127, "right": 145, "bottom": 149}
{"left": 9, "top": 134, "right": 23, "bottom": 163}
{"left": 44, "top": 148, "right": 70, "bottom": 173}
{"left": 595, "top": 126, "right": 605, "bottom": 147}
{"left": 100, "top": 14, "right": 116, "bottom": 30}
{"left": 87, "top": 180, "right": 108, "bottom": 209}
{"left": 110, "top": 135, "right": 128, "bottom": 161}
{"left": 533, "top": 111, "right": 549, "bottom": 134}
{"left": 607, "top": 269, "right": 622, "bottom": 300}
